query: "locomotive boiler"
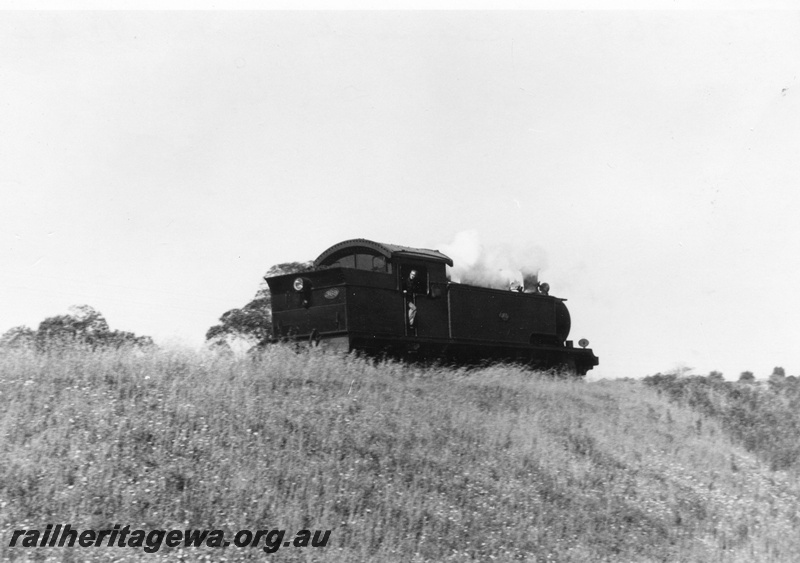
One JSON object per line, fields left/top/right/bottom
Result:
{"left": 265, "top": 239, "right": 598, "bottom": 376}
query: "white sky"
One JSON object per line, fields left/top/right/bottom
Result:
{"left": 2, "top": 7, "right": 799, "bottom": 380}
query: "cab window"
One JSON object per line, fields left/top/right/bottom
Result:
{"left": 329, "top": 254, "right": 355, "bottom": 269}
{"left": 400, "top": 265, "right": 428, "bottom": 293}
{"left": 371, "top": 255, "right": 389, "bottom": 273}
{"left": 324, "top": 250, "right": 392, "bottom": 273}
{"left": 355, "top": 253, "right": 391, "bottom": 273}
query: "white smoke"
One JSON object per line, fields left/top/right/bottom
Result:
{"left": 438, "top": 230, "right": 548, "bottom": 291}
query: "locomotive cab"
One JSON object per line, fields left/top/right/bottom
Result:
{"left": 265, "top": 238, "right": 598, "bottom": 375}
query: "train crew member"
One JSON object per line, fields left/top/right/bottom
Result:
{"left": 403, "top": 269, "right": 422, "bottom": 328}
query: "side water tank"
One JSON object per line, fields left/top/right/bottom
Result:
{"left": 555, "top": 300, "right": 571, "bottom": 343}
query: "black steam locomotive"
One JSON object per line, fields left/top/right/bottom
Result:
{"left": 265, "top": 239, "right": 598, "bottom": 376}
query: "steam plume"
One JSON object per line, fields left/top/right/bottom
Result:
{"left": 438, "top": 230, "right": 548, "bottom": 291}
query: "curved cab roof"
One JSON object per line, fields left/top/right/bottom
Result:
{"left": 314, "top": 238, "right": 453, "bottom": 268}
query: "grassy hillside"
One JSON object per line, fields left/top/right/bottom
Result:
{"left": 2, "top": 347, "right": 800, "bottom": 562}
{"left": 643, "top": 372, "right": 800, "bottom": 472}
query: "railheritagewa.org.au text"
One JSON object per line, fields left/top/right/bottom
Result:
{"left": 9, "top": 524, "right": 331, "bottom": 554}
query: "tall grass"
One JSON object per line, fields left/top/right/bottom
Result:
{"left": 643, "top": 373, "right": 800, "bottom": 472}
{"left": 2, "top": 347, "right": 800, "bottom": 561}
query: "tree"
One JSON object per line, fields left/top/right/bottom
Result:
{"left": 205, "top": 299, "right": 273, "bottom": 345}
{"left": 206, "top": 261, "right": 313, "bottom": 348}
{"left": 31, "top": 305, "right": 152, "bottom": 351}
{"left": 36, "top": 314, "right": 85, "bottom": 350}
{"left": 35, "top": 305, "right": 109, "bottom": 350}
{"left": 707, "top": 371, "right": 724, "bottom": 382}
{"left": 0, "top": 326, "right": 36, "bottom": 349}
{"left": 103, "top": 330, "right": 154, "bottom": 349}
{"left": 739, "top": 371, "right": 755, "bottom": 383}
{"left": 769, "top": 367, "right": 787, "bottom": 387}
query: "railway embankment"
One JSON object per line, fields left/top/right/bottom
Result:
{"left": 2, "top": 346, "right": 799, "bottom": 562}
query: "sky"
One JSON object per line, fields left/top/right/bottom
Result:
{"left": 2, "top": 7, "right": 799, "bottom": 380}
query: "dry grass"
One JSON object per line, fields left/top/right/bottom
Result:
{"left": 1, "top": 346, "right": 800, "bottom": 562}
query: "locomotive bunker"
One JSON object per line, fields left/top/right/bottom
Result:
{"left": 265, "top": 238, "right": 598, "bottom": 376}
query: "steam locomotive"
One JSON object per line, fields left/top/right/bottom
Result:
{"left": 265, "top": 239, "right": 598, "bottom": 376}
